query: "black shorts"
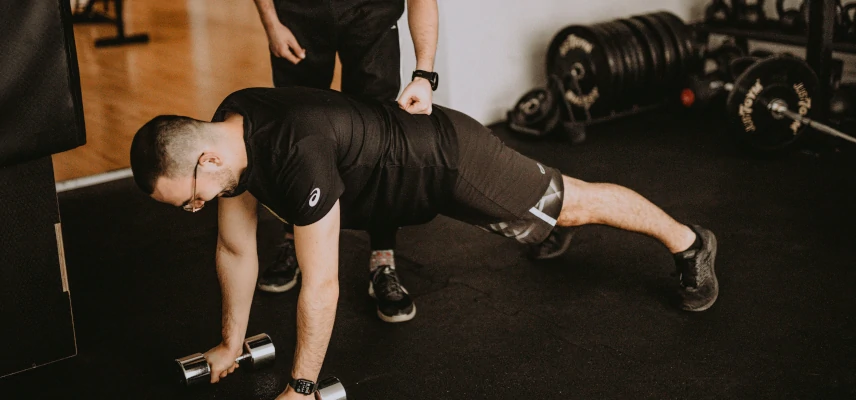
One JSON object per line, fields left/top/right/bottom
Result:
{"left": 270, "top": 0, "right": 404, "bottom": 101}
{"left": 437, "top": 106, "right": 565, "bottom": 244}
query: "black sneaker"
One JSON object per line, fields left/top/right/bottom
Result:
{"left": 529, "top": 226, "right": 576, "bottom": 260}
{"left": 368, "top": 265, "right": 416, "bottom": 323}
{"left": 673, "top": 225, "right": 719, "bottom": 311}
{"left": 257, "top": 240, "right": 300, "bottom": 293}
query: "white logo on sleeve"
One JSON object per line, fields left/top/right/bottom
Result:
{"left": 537, "top": 163, "right": 546, "bottom": 174}
{"left": 308, "top": 188, "right": 321, "bottom": 207}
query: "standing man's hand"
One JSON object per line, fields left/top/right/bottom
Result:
{"left": 267, "top": 21, "right": 306, "bottom": 64}
{"left": 203, "top": 343, "right": 243, "bottom": 384}
{"left": 253, "top": 0, "right": 306, "bottom": 64}
{"left": 401, "top": 0, "right": 439, "bottom": 115}
{"left": 397, "top": 78, "right": 433, "bottom": 114}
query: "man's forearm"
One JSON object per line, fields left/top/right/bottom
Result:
{"left": 252, "top": 0, "right": 282, "bottom": 32}
{"left": 407, "top": 0, "right": 439, "bottom": 72}
{"left": 291, "top": 282, "right": 339, "bottom": 382}
{"left": 215, "top": 244, "right": 259, "bottom": 350}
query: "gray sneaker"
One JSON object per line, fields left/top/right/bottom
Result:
{"left": 528, "top": 227, "right": 576, "bottom": 260}
{"left": 257, "top": 240, "right": 300, "bottom": 293}
{"left": 369, "top": 265, "right": 416, "bottom": 323}
{"left": 673, "top": 225, "right": 719, "bottom": 311}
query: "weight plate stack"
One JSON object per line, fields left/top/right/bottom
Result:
{"left": 618, "top": 18, "right": 657, "bottom": 104}
{"left": 528, "top": 11, "right": 697, "bottom": 138}
{"left": 545, "top": 25, "right": 615, "bottom": 121}
{"left": 633, "top": 14, "right": 677, "bottom": 94}
{"left": 634, "top": 12, "right": 696, "bottom": 101}
{"left": 605, "top": 21, "right": 643, "bottom": 110}
{"left": 653, "top": 11, "right": 698, "bottom": 78}
{"left": 592, "top": 22, "right": 628, "bottom": 112}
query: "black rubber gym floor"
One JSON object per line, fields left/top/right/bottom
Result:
{"left": 3, "top": 110, "right": 856, "bottom": 399}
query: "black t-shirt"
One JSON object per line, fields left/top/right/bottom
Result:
{"left": 211, "top": 87, "right": 459, "bottom": 229}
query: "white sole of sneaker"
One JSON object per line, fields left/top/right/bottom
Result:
{"left": 256, "top": 269, "right": 300, "bottom": 293}
{"left": 368, "top": 281, "right": 416, "bottom": 323}
{"left": 377, "top": 304, "right": 416, "bottom": 323}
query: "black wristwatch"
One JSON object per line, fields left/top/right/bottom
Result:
{"left": 412, "top": 69, "right": 439, "bottom": 91}
{"left": 289, "top": 377, "right": 317, "bottom": 395}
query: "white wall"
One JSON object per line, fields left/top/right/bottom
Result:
{"left": 396, "top": 0, "right": 709, "bottom": 124}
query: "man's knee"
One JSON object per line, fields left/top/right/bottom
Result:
{"left": 558, "top": 175, "right": 592, "bottom": 227}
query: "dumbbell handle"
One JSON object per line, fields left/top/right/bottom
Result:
{"left": 234, "top": 350, "right": 253, "bottom": 364}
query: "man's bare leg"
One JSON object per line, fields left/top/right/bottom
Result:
{"left": 554, "top": 175, "right": 719, "bottom": 312}
{"left": 556, "top": 176, "right": 696, "bottom": 253}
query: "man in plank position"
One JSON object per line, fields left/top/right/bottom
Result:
{"left": 129, "top": 86, "right": 719, "bottom": 399}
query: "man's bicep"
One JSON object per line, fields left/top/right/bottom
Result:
{"left": 217, "top": 191, "right": 259, "bottom": 255}
{"left": 293, "top": 201, "right": 340, "bottom": 287}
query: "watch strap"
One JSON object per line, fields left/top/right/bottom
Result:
{"left": 412, "top": 69, "right": 439, "bottom": 91}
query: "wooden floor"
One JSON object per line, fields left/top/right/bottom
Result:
{"left": 55, "top": 0, "right": 340, "bottom": 182}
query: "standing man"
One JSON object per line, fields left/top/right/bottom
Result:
{"left": 251, "top": 0, "right": 439, "bottom": 323}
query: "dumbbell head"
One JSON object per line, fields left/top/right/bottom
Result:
{"left": 175, "top": 353, "right": 211, "bottom": 386}
{"left": 241, "top": 333, "right": 276, "bottom": 369}
{"left": 315, "top": 376, "right": 348, "bottom": 400}
{"left": 175, "top": 333, "right": 276, "bottom": 386}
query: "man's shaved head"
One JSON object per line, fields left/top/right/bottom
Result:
{"left": 130, "top": 115, "right": 207, "bottom": 195}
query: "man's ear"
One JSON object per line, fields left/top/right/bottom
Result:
{"left": 199, "top": 152, "right": 223, "bottom": 168}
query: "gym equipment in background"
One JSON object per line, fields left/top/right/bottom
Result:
{"left": 682, "top": 55, "right": 856, "bottom": 152}
{"left": 705, "top": 0, "right": 734, "bottom": 25}
{"left": 71, "top": 0, "right": 149, "bottom": 47}
{"left": 508, "top": 11, "right": 698, "bottom": 143}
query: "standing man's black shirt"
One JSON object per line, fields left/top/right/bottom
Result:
{"left": 212, "top": 87, "right": 459, "bottom": 229}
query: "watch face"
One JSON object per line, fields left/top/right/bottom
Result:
{"left": 293, "top": 379, "right": 315, "bottom": 394}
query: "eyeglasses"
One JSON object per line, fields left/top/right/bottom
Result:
{"left": 182, "top": 163, "right": 205, "bottom": 212}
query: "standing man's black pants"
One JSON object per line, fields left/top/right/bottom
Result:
{"left": 271, "top": 0, "right": 404, "bottom": 101}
